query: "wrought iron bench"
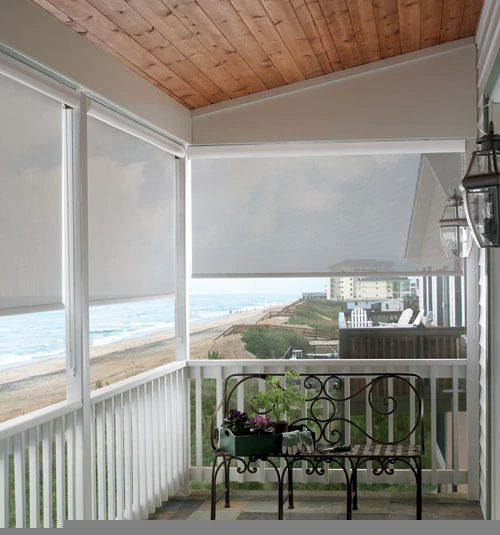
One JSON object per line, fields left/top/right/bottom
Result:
{"left": 210, "top": 372, "right": 424, "bottom": 520}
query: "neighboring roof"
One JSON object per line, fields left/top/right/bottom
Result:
{"left": 405, "top": 154, "right": 462, "bottom": 273}
{"left": 32, "top": 0, "right": 484, "bottom": 109}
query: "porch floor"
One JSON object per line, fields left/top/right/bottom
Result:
{"left": 151, "top": 490, "right": 483, "bottom": 520}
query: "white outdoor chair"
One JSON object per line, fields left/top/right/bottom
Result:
{"left": 412, "top": 311, "right": 424, "bottom": 326}
{"left": 347, "top": 307, "right": 373, "bottom": 328}
{"left": 379, "top": 308, "right": 414, "bottom": 327}
{"left": 423, "top": 310, "right": 434, "bottom": 327}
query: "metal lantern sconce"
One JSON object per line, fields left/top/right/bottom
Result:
{"left": 461, "top": 121, "right": 500, "bottom": 247}
{"left": 439, "top": 191, "right": 473, "bottom": 259}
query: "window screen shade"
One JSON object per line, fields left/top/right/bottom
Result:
{"left": 88, "top": 118, "right": 175, "bottom": 303}
{"left": 0, "top": 74, "right": 63, "bottom": 312}
{"left": 192, "top": 154, "right": 460, "bottom": 277}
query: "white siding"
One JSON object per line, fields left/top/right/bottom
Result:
{"left": 475, "top": 0, "right": 500, "bottom": 519}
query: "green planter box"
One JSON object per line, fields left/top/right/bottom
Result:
{"left": 219, "top": 428, "right": 282, "bottom": 456}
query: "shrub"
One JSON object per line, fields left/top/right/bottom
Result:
{"left": 241, "top": 327, "right": 309, "bottom": 359}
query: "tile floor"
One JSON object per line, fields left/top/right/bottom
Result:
{"left": 151, "top": 490, "right": 483, "bottom": 520}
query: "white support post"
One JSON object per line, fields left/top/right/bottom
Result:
{"left": 175, "top": 157, "right": 191, "bottom": 361}
{"left": 466, "top": 246, "right": 480, "bottom": 500}
{"left": 63, "top": 93, "right": 92, "bottom": 520}
{"left": 431, "top": 276, "right": 438, "bottom": 326}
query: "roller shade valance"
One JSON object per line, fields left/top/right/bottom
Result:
{"left": 0, "top": 73, "right": 63, "bottom": 314}
{"left": 192, "top": 154, "right": 460, "bottom": 278}
{"left": 88, "top": 117, "right": 175, "bottom": 303}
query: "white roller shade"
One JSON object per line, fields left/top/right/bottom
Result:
{"left": 0, "top": 73, "right": 63, "bottom": 314}
{"left": 192, "top": 154, "right": 459, "bottom": 277}
{"left": 88, "top": 118, "right": 175, "bottom": 303}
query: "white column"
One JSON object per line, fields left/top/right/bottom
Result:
{"left": 175, "top": 157, "right": 191, "bottom": 361}
{"left": 63, "top": 94, "right": 92, "bottom": 519}
{"left": 490, "top": 247, "right": 500, "bottom": 517}
{"left": 466, "top": 246, "right": 480, "bottom": 500}
{"left": 418, "top": 276, "right": 425, "bottom": 314}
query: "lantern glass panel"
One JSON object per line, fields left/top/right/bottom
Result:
{"left": 465, "top": 186, "right": 500, "bottom": 247}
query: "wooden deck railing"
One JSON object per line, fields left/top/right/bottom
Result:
{"left": 339, "top": 327, "right": 467, "bottom": 359}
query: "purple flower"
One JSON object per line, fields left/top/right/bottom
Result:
{"left": 249, "top": 415, "right": 276, "bottom": 433}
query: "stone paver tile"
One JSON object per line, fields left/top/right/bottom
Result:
{"left": 152, "top": 511, "right": 192, "bottom": 520}
{"left": 351, "top": 513, "right": 391, "bottom": 520}
{"left": 284, "top": 512, "right": 341, "bottom": 519}
{"left": 438, "top": 505, "right": 483, "bottom": 520}
{"left": 389, "top": 501, "right": 437, "bottom": 515}
{"left": 244, "top": 500, "right": 283, "bottom": 513}
{"left": 198, "top": 499, "right": 248, "bottom": 512}
{"left": 351, "top": 497, "right": 390, "bottom": 514}
{"left": 288, "top": 501, "right": 343, "bottom": 513}
{"left": 237, "top": 512, "right": 278, "bottom": 520}
{"left": 189, "top": 510, "right": 241, "bottom": 520}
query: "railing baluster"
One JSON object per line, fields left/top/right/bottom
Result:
{"left": 13, "top": 433, "right": 25, "bottom": 528}
{"left": 430, "top": 367, "right": 437, "bottom": 486}
{"left": 28, "top": 427, "right": 40, "bottom": 528}
{"left": 0, "top": 439, "right": 9, "bottom": 528}
{"left": 138, "top": 385, "right": 147, "bottom": 517}
{"left": 194, "top": 367, "right": 202, "bottom": 482}
{"left": 158, "top": 377, "right": 167, "bottom": 502}
{"left": 452, "top": 365, "right": 459, "bottom": 488}
{"left": 114, "top": 394, "right": 124, "bottom": 519}
{"left": 365, "top": 371, "right": 373, "bottom": 485}
{"left": 144, "top": 383, "right": 154, "bottom": 513}
{"left": 409, "top": 374, "right": 416, "bottom": 447}
{"left": 96, "top": 402, "right": 106, "bottom": 520}
{"left": 105, "top": 398, "right": 116, "bottom": 520}
{"left": 90, "top": 405, "right": 96, "bottom": 520}
{"left": 62, "top": 414, "right": 71, "bottom": 522}
{"left": 152, "top": 380, "right": 161, "bottom": 507}
{"left": 131, "top": 387, "right": 140, "bottom": 519}
{"left": 41, "top": 423, "right": 52, "bottom": 527}
{"left": 167, "top": 374, "right": 174, "bottom": 496}
{"left": 54, "top": 416, "right": 65, "bottom": 525}
{"left": 123, "top": 390, "right": 132, "bottom": 520}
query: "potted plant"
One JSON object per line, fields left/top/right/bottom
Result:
{"left": 249, "top": 370, "right": 305, "bottom": 433}
{"left": 219, "top": 409, "right": 281, "bottom": 456}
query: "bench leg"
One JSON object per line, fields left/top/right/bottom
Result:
{"left": 352, "top": 468, "right": 358, "bottom": 511}
{"left": 287, "top": 464, "right": 294, "bottom": 509}
{"left": 346, "top": 472, "right": 353, "bottom": 520}
{"left": 224, "top": 458, "right": 231, "bottom": 508}
{"left": 415, "top": 458, "right": 422, "bottom": 520}
{"left": 210, "top": 457, "right": 219, "bottom": 520}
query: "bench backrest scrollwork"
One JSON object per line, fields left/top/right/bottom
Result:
{"left": 218, "top": 373, "right": 424, "bottom": 452}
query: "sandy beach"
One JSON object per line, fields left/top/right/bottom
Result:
{"left": 0, "top": 305, "right": 284, "bottom": 422}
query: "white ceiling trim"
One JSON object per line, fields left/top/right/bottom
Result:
{"left": 187, "top": 139, "right": 466, "bottom": 160}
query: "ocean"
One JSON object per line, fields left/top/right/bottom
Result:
{"left": 0, "top": 294, "right": 297, "bottom": 371}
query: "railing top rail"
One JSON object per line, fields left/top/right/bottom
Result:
{"left": 91, "top": 359, "right": 187, "bottom": 404}
{"left": 186, "top": 358, "right": 467, "bottom": 368}
{"left": 0, "top": 399, "right": 82, "bottom": 442}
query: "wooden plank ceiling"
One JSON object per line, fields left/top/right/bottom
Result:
{"left": 33, "top": 0, "right": 484, "bottom": 109}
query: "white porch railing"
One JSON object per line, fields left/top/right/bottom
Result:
{"left": 188, "top": 359, "right": 469, "bottom": 488}
{"left": 0, "top": 358, "right": 472, "bottom": 527}
{"left": 0, "top": 361, "right": 189, "bottom": 527}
